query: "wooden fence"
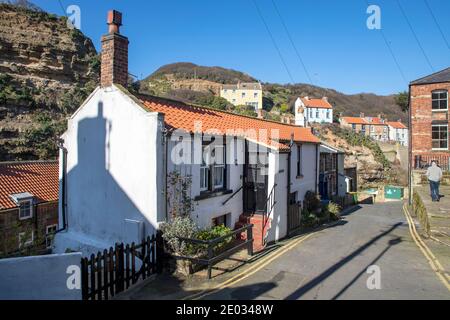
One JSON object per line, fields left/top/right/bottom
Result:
{"left": 80, "top": 233, "right": 163, "bottom": 300}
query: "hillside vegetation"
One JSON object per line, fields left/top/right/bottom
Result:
{"left": 141, "top": 63, "right": 407, "bottom": 123}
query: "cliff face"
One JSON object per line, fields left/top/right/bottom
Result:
{"left": 0, "top": 3, "right": 99, "bottom": 161}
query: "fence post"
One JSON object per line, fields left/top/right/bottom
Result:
{"left": 247, "top": 225, "right": 253, "bottom": 256}
{"left": 156, "top": 230, "right": 164, "bottom": 273}
{"left": 96, "top": 252, "right": 102, "bottom": 300}
{"left": 117, "top": 243, "right": 125, "bottom": 293}
{"left": 81, "top": 258, "right": 88, "bottom": 300}
{"left": 207, "top": 244, "right": 213, "bottom": 279}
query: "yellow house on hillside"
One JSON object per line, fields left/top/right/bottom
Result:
{"left": 220, "top": 82, "right": 263, "bottom": 111}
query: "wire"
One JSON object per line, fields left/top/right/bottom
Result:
{"left": 251, "top": 0, "right": 296, "bottom": 84}
{"left": 423, "top": 0, "right": 450, "bottom": 51}
{"left": 57, "top": 0, "right": 67, "bottom": 17}
{"left": 396, "top": 0, "right": 434, "bottom": 72}
{"left": 270, "top": 0, "right": 314, "bottom": 85}
{"left": 364, "top": 0, "right": 408, "bottom": 85}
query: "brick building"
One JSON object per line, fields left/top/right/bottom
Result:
{"left": 410, "top": 67, "right": 450, "bottom": 170}
{"left": 0, "top": 161, "right": 59, "bottom": 257}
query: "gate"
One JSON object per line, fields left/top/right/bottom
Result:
{"left": 288, "top": 202, "right": 302, "bottom": 233}
{"left": 80, "top": 233, "right": 164, "bottom": 300}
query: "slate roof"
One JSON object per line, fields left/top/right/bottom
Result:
{"left": 410, "top": 67, "right": 450, "bottom": 85}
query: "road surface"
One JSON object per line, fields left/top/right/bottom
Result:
{"left": 203, "top": 202, "right": 450, "bottom": 300}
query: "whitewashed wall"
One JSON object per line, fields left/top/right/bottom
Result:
{"left": 291, "top": 143, "right": 319, "bottom": 202}
{"left": 55, "top": 86, "right": 165, "bottom": 256}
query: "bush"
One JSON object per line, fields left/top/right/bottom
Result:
{"left": 159, "top": 216, "right": 198, "bottom": 256}
{"left": 301, "top": 209, "right": 318, "bottom": 228}
{"left": 196, "top": 224, "right": 233, "bottom": 253}
{"left": 304, "top": 191, "right": 321, "bottom": 212}
{"left": 326, "top": 202, "right": 342, "bottom": 221}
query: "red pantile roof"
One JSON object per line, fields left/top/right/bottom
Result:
{"left": 366, "top": 117, "right": 386, "bottom": 125}
{"left": 387, "top": 121, "right": 407, "bottom": 129}
{"left": 340, "top": 117, "right": 368, "bottom": 125}
{"left": 138, "top": 95, "right": 320, "bottom": 150}
{"left": 301, "top": 98, "right": 332, "bottom": 109}
{"left": 0, "top": 161, "right": 59, "bottom": 210}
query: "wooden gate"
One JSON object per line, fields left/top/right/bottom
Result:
{"left": 288, "top": 202, "right": 302, "bottom": 233}
{"left": 80, "top": 233, "right": 164, "bottom": 300}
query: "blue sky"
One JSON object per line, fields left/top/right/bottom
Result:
{"left": 32, "top": 0, "right": 450, "bottom": 95}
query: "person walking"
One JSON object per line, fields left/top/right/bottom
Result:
{"left": 426, "top": 161, "right": 443, "bottom": 202}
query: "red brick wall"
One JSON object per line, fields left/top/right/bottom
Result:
{"left": 0, "top": 201, "right": 58, "bottom": 256}
{"left": 410, "top": 82, "right": 450, "bottom": 167}
{"left": 101, "top": 33, "right": 129, "bottom": 88}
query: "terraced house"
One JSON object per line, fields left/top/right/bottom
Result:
{"left": 0, "top": 161, "right": 58, "bottom": 256}
{"left": 54, "top": 11, "right": 322, "bottom": 255}
{"left": 410, "top": 67, "right": 450, "bottom": 170}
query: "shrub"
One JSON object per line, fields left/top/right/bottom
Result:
{"left": 196, "top": 224, "right": 233, "bottom": 253}
{"left": 304, "top": 191, "right": 321, "bottom": 212}
{"left": 159, "top": 216, "right": 198, "bottom": 256}
{"left": 327, "top": 202, "right": 342, "bottom": 221}
{"left": 301, "top": 209, "right": 318, "bottom": 228}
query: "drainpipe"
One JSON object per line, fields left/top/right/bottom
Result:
{"left": 56, "top": 139, "right": 67, "bottom": 233}
{"left": 315, "top": 144, "right": 319, "bottom": 194}
{"left": 408, "top": 84, "right": 413, "bottom": 206}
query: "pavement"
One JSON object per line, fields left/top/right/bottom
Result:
{"left": 117, "top": 202, "right": 450, "bottom": 300}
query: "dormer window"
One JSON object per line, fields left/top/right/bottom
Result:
{"left": 10, "top": 192, "right": 34, "bottom": 220}
{"left": 19, "top": 200, "right": 33, "bottom": 220}
{"left": 432, "top": 90, "right": 448, "bottom": 111}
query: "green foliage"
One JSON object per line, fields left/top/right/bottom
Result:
{"left": 232, "top": 105, "right": 257, "bottom": 118}
{"left": 394, "top": 91, "right": 409, "bottom": 112}
{"left": 22, "top": 113, "right": 66, "bottom": 159}
{"left": 301, "top": 209, "right": 319, "bottom": 228}
{"left": 279, "top": 103, "right": 289, "bottom": 113}
{"left": 196, "top": 224, "right": 233, "bottom": 252}
{"left": 194, "top": 95, "right": 231, "bottom": 111}
{"left": 0, "top": 73, "right": 34, "bottom": 106}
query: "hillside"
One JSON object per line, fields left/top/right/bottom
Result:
{"left": 140, "top": 63, "right": 407, "bottom": 122}
{"left": 0, "top": 2, "right": 99, "bottom": 160}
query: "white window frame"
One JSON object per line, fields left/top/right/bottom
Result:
{"left": 432, "top": 124, "right": 448, "bottom": 150}
{"left": 18, "top": 200, "right": 33, "bottom": 220}
{"left": 18, "top": 231, "right": 34, "bottom": 248}
{"left": 432, "top": 90, "right": 448, "bottom": 111}
{"left": 46, "top": 224, "right": 58, "bottom": 249}
{"left": 200, "top": 144, "right": 210, "bottom": 192}
{"left": 212, "top": 145, "right": 225, "bottom": 189}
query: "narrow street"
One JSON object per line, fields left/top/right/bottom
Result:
{"left": 202, "top": 202, "right": 450, "bottom": 300}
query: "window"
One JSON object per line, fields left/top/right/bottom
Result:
{"left": 310, "top": 109, "right": 313, "bottom": 118}
{"left": 316, "top": 109, "right": 319, "bottom": 118}
{"left": 432, "top": 90, "right": 448, "bottom": 110}
{"left": 352, "top": 124, "right": 356, "bottom": 131}
{"left": 232, "top": 99, "right": 236, "bottom": 104}
{"left": 18, "top": 200, "right": 32, "bottom": 220}
{"left": 326, "top": 110, "right": 330, "bottom": 119}
{"left": 46, "top": 224, "right": 58, "bottom": 248}
{"left": 254, "top": 92, "right": 258, "bottom": 98}
{"left": 361, "top": 125, "right": 366, "bottom": 133}
{"left": 200, "top": 141, "right": 226, "bottom": 192}
{"left": 297, "top": 145, "right": 302, "bottom": 177}
{"left": 242, "top": 92, "right": 246, "bottom": 98}
{"left": 18, "top": 231, "right": 34, "bottom": 248}
{"left": 432, "top": 124, "right": 448, "bottom": 150}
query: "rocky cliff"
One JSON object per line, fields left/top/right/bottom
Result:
{"left": 0, "top": 3, "right": 99, "bottom": 160}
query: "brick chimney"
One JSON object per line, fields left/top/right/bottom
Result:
{"left": 360, "top": 112, "right": 365, "bottom": 118}
{"left": 322, "top": 96, "right": 328, "bottom": 102}
{"left": 101, "top": 10, "right": 129, "bottom": 88}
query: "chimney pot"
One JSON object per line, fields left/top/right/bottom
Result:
{"left": 107, "top": 10, "right": 122, "bottom": 34}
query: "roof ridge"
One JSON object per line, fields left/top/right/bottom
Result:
{"left": 136, "top": 92, "right": 309, "bottom": 130}
{"left": 0, "top": 160, "right": 58, "bottom": 166}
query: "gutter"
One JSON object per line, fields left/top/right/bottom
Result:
{"left": 56, "top": 139, "right": 68, "bottom": 233}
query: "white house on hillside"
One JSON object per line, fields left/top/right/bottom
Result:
{"left": 295, "top": 97, "right": 333, "bottom": 127}
{"left": 387, "top": 121, "right": 409, "bottom": 146}
{"left": 54, "top": 11, "right": 323, "bottom": 256}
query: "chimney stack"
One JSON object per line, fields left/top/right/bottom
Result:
{"left": 101, "top": 10, "right": 129, "bottom": 88}
{"left": 322, "top": 96, "right": 328, "bottom": 102}
{"left": 360, "top": 112, "right": 365, "bottom": 118}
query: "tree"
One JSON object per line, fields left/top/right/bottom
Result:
{"left": 394, "top": 91, "right": 409, "bottom": 112}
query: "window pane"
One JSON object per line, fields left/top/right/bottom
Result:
{"left": 214, "top": 166, "right": 224, "bottom": 187}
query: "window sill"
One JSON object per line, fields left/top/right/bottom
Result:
{"left": 431, "top": 109, "right": 448, "bottom": 113}
{"left": 296, "top": 175, "right": 304, "bottom": 179}
{"left": 194, "top": 189, "right": 233, "bottom": 201}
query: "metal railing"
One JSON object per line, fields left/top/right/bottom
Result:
{"left": 174, "top": 224, "right": 254, "bottom": 279}
{"left": 261, "top": 184, "right": 277, "bottom": 245}
{"left": 414, "top": 154, "right": 450, "bottom": 171}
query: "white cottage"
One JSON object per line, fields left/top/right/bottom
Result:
{"left": 295, "top": 97, "right": 333, "bottom": 127}
{"left": 387, "top": 121, "right": 408, "bottom": 146}
{"left": 54, "top": 10, "right": 322, "bottom": 255}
